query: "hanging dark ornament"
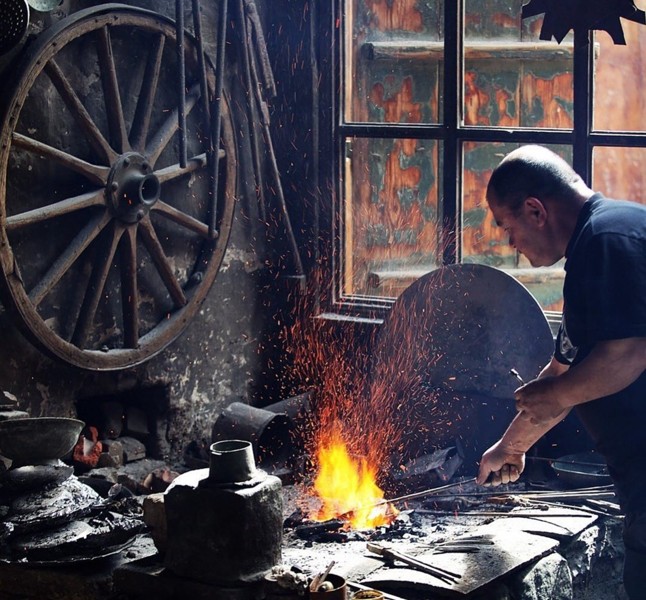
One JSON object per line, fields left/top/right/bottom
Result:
{"left": 521, "top": 0, "right": 646, "bottom": 45}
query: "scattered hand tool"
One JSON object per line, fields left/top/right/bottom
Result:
{"left": 309, "top": 560, "right": 335, "bottom": 593}
{"left": 366, "top": 543, "right": 461, "bottom": 585}
{"left": 430, "top": 535, "right": 495, "bottom": 554}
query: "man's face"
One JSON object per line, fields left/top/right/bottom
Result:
{"left": 488, "top": 195, "right": 558, "bottom": 267}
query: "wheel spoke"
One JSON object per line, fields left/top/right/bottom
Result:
{"left": 28, "top": 211, "right": 112, "bottom": 308}
{"left": 154, "top": 152, "right": 207, "bottom": 183}
{"left": 96, "top": 26, "right": 131, "bottom": 154}
{"left": 145, "top": 82, "right": 201, "bottom": 166}
{"left": 152, "top": 200, "right": 209, "bottom": 237}
{"left": 45, "top": 58, "right": 118, "bottom": 165}
{"left": 71, "top": 221, "right": 125, "bottom": 348}
{"left": 12, "top": 133, "right": 110, "bottom": 186}
{"left": 130, "top": 33, "right": 165, "bottom": 152}
{"left": 6, "top": 189, "right": 105, "bottom": 231}
{"left": 120, "top": 227, "right": 139, "bottom": 348}
{"left": 138, "top": 216, "right": 187, "bottom": 307}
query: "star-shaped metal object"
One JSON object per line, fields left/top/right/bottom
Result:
{"left": 522, "top": 0, "right": 646, "bottom": 44}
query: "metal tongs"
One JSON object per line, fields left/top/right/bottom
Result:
{"left": 367, "top": 543, "right": 461, "bottom": 585}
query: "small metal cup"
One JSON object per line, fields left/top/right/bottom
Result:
{"left": 208, "top": 439, "right": 257, "bottom": 484}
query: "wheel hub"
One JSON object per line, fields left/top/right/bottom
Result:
{"left": 107, "top": 152, "right": 161, "bottom": 224}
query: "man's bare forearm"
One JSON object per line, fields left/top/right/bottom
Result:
{"left": 498, "top": 408, "right": 570, "bottom": 454}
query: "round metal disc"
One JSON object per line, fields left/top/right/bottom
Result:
{"left": 370, "top": 264, "right": 554, "bottom": 462}
{"left": 373, "top": 263, "right": 554, "bottom": 399}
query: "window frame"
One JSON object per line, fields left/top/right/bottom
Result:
{"left": 316, "top": 0, "right": 646, "bottom": 322}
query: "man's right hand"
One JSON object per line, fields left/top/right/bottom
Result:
{"left": 476, "top": 440, "right": 526, "bottom": 486}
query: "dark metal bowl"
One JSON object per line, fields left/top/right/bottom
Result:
{"left": 0, "top": 417, "right": 84, "bottom": 466}
{"left": 551, "top": 451, "right": 611, "bottom": 488}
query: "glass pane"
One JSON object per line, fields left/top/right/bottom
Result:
{"left": 343, "top": 137, "right": 441, "bottom": 298}
{"left": 593, "top": 147, "right": 646, "bottom": 204}
{"left": 463, "top": 1, "right": 573, "bottom": 129}
{"left": 593, "top": 23, "right": 646, "bottom": 132}
{"left": 462, "top": 141, "right": 569, "bottom": 311}
{"left": 345, "top": 0, "right": 443, "bottom": 124}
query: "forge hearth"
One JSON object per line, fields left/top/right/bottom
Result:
{"left": 278, "top": 479, "right": 627, "bottom": 600}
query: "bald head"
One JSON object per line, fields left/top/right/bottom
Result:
{"left": 487, "top": 145, "right": 587, "bottom": 212}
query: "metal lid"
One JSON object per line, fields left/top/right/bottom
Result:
{"left": 26, "top": 0, "right": 60, "bottom": 12}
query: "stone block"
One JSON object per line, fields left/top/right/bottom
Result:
{"left": 120, "top": 436, "right": 147, "bottom": 463}
{"left": 143, "top": 492, "right": 167, "bottom": 554}
{"left": 164, "top": 468, "right": 283, "bottom": 586}
{"left": 100, "top": 439, "right": 124, "bottom": 467}
{"left": 511, "top": 552, "right": 573, "bottom": 600}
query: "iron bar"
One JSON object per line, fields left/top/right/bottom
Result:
{"left": 208, "top": 0, "right": 228, "bottom": 238}
{"left": 192, "top": 0, "right": 210, "bottom": 124}
{"left": 246, "top": 19, "right": 305, "bottom": 283}
{"left": 236, "top": 0, "right": 266, "bottom": 222}
{"left": 176, "top": 0, "right": 187, "bottom": 168}
{"left": 380, "top": 477, "right": 477, "bottom": 507}
{"left": 338, "top": 477, "right": 477, "bottom": 521}
{"left": 415, "top": 509, "right": 598, "bottom": 518}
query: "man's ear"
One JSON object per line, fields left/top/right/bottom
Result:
{"left": 524, "top": 196, "right": 547, "bottom": 226}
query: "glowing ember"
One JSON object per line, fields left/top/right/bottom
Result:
{"left": 311, "top": 428, "right": 397, "bottom": 530}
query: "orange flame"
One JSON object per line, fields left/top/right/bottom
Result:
{"left": 274, "top": 269, "right": 447, "bottom": 531}
{"left": 312, "top": 428, "right": 398, "bottom": 530}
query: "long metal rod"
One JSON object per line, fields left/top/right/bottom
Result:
{"left": 192, "top": 0, "right": 211, "bottom": 125}
{"left": 337, "top": 477, "right": 477, "bottom": 521}
{"left": 418, "top": 489, "right": 615, "bottom": 501}
{"left": 208, "top": 0, "right": 228, "bottom": 238}
{"left": 236, "top": 0, "right": 266, "bottom": 221}
{"left": 415, "top": 509, "right": 598, "bottom": 518}
{"left": 248, "top": 41, "right": 306, "bottom": 282}
{"left": 380, "top": 477, "right": 477, "bottom": 507}
{"left": 176, "top": 0, "right": 187, "bottom": 168}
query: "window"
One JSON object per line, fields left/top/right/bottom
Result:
{"left": 319, "top": 0, "right": 646, "bottom": 321}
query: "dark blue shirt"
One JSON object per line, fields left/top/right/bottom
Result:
{"left": 555, "top": 193, "right": 646, "bottom": 511}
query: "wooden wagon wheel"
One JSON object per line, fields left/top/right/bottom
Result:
{"left": 0, "top": 4, "right": 237, "bottom": 370}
